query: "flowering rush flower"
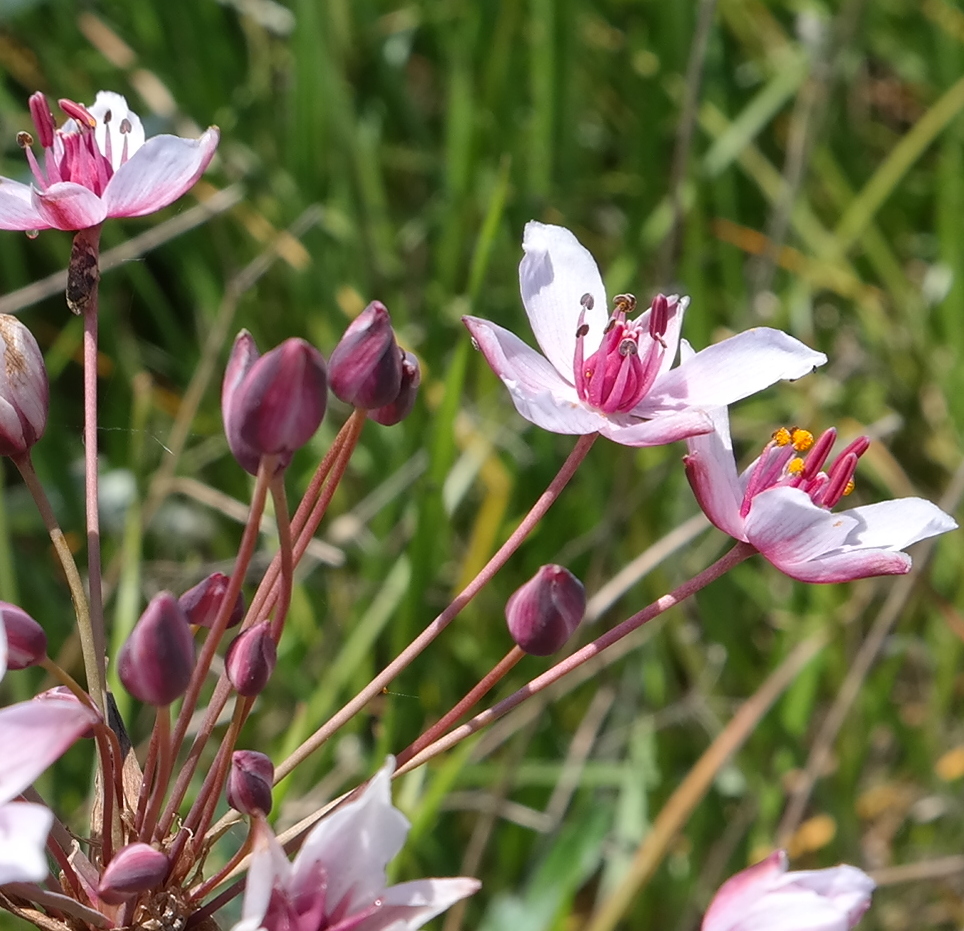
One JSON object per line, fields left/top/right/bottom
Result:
{"left": 702, "top": 849, "right": 874, "bottom": 931}
{"left": 0, "top": 90, "right": 218, "bottom": 231}
{"left": 684, "top": 406, "right": 957, "bottom": 582}
{"left": 233, "top": 760, "right": 479, "bottom": 931}
{"left": 463, "top": 222, "right": 827, "bottom": 446}
{"left": 0, "top": 620, "right": 98, "bottom": 883}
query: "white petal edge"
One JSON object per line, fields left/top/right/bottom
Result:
{"left": 0, "top": 179, "right": 48, "bottom": 231}
{"left": 103, "top": 127, "right": 220, "bottom": 218}
{"left": 353, "top": 878, "right": 482, "bottom": 931}
{"left": 643, "top": 328, "right": 827, "bottom": 412}
{"left": 519, "top": 221, "right": 608, "bottom": 378}
{"left": 464, "top": 316, "right": 609, "bottom": 434}
{"left": 599, "top": 408, "right": 713, "bottom": 448}
{"left": 835, "top": 497, "right": 957, "bottom": 552}
{"left": 0, "top": 802, "right": 53, "bottom": 884}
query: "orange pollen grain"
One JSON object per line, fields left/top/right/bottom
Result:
{"left": 772, "top": 426, "right": 792, "bottom": 446}
{"left": 844, "top": 479, "right": 855, "bottom": 496}
{"left": 787, "top": 457, "right": 805, "bottom": 475}
{"left": 791, "top": 428, "right": 814, "bottom": 452}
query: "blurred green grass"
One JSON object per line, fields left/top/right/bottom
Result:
{"left": 1, "top": 0, "right": 963, "bottom": 929}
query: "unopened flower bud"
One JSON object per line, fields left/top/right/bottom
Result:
{"left": 97, "top": 843, "right": 169, "bottom": 905}
{"left": 370, "top": 350, "right": 421, "bottom": 426}
{"left": 179, "top": 572, "right": 244, "bottom": 629}
{"left": 227, "top": 750, "right": 274, "bottom": 816}
{"left": 222, "top": 331, "right": 328, "bottom": 475}
{"left": 118, "top": 593, "right": 195, "bottom": 706}
{"left": 0, "top": 315, "right": 48, "bottom": 458}
{"left": 328, "top": 301, "right": 403, "bottom": 409}
{"left": 505, "top": 565, "right": 586, "bottom": 656}
{"left": 0, "top": 601, "right": 46, "bottom": 669}
{"left": 225, "top": 622, "right": 277, "bottom": 696}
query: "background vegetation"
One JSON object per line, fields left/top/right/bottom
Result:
{"left": 1, "top": 0, "right": 963, "bottom": 928}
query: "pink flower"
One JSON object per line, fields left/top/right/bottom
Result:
{"left": 463, "top": 222, "right": 827, "bottom": 447}
{"left": 0, "top": 91, "right": 219, "bottom": 231}
{"left": 684, "top": 406, "right": 957, "bottom": 582}
{"left": 0, "top": 620, "right": 98, "bottom": 883}
{"left": 703, "top": 850, "right": 874, "bottom": 931}
{"left": 233, "top": 760, "right": 479, "bottom": 931}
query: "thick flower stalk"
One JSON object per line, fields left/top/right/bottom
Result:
{"left": 702, "top": 850, "right": 874, "bottom": 931}
{"left": 463, "top": 222, "right": 827, "bottom": 446}
{"left": 233, "top": 760, "right": 479, "bottom": 931}
{"left": 684, "top": 406, "right": 957, "bottom": 582}
{"left": 0, "top": 90, "right": 218, "bottom": 232}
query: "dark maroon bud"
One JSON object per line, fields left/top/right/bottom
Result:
{"left": 118, "top": 593, "right": 195, "bottom": 706}
{"left": 0, "top": 601, "right": 46, "bottom": 669}
{"left": 179, "top": 573, "right": 244, "bottom": 630}
{"left": 34, "top": 686, "right": 99, "bottom": 738}
{"left": 97, "top": 843, "right": 169, "bottom": 905}
{"left": 227, "top": 750, "right": 274, "bottom": 816}
{"left": 328, "top": 301, "right": 403, "bottom": 409}
{"left": 370, "top": 350, "right": 421, "bottom": 426}
{"left": 505, "top": 565, "right": 586, "bottom": 656}
{"left": 222, "top": 331, "right": 328, "bottom": 475}
{"left": 225, "top": 622, "right": 277, "bottom": 697}
{"left": 0, "top": 315, "right": 48, "bottom": 458}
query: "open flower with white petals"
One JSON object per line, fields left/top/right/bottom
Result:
{"left": 0, "top": 90, "right": 218, "bottom": 232}
{"left": 684, "top": 406, "right": 957, "bottom": 582}
{"left": 233, "top": 759, "right": 479, "bottom": 931}
{"left": 0, "top": 621, "right": 98, "bottom": 883}
{"left": 703, "top": 850, "right": 874, "bottom": 931}
{"left": 463, "top": 222, "right": 827, "bottom": 447}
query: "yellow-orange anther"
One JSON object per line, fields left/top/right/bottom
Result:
{"left": 787, "top": 457, "right": 806, "bottom": 475}
{"left": 843, "top": 479, "right": 855, "bottom": 496}
{"left": 791, "top": 428, "right": 814, "bottom": 452}
{"left": 772, "top": 426, "right": 792, "bottom": 446}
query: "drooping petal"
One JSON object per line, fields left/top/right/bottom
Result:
{"left": 351, "top": 878, "right": 482, "bottom": 931}
{"left": 102, "top": 128, "right": 219, "bottom": 218}
{"left": 32, "top": 182, "right": 107, "bottom": 230}
{"left": 836, "top": 498, "right": 957, "bottom": 552}
{"left": 642, "top": 328, "right": 827, "bottom": 413}
{"left": 292, "top": 761, "right": 410, "bottom": 916}
{"left": 519, "top": 221, "right": 608, "bottom": 378}
{"left": 598, "top": 408, "right": 713, "bottom": 447}
{"left": 0, "top": 698, "right": 98, "bottom": 805}
{"left": 0, "top": 801, "right": 54, "bottom": 884}
{"left": 0, "top": 179, "right": 48, "bottom": 231}
{"left": 683, "top": 406, "right": 747, "bottom": 540}
{"left": 464, "top": 316, "right": 609, "bottom": 434}
{"left": 88, "top": 91, "right": 145, "bottom": 169}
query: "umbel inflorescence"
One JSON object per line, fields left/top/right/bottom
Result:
{"left": 0, "top": 89, "right": 953, "bottom": 931}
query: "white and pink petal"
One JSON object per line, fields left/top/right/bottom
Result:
{"left": 683, "top": 406, "right": 746, "bottom": 540}
{"left": 32, "top": 182, "right": 107, "bottom": 231}
{"left": 0, "top": 179, "right": 49, "bottom": 231}
{"left": 836, "top": 498, "right": 956, "bottom": 552}
{"left": 600, "top": 408, "right": 713, "bottom": 448}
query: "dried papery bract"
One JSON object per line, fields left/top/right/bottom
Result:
{"left": 702, "top": 850, "right": 874, "bottom": 931}
{"left": 329, "top": 300, "right": 404, "bottom": 409}
{"left": 118, "top": 592, "right": 195, "bottom": 706}
{"left": 505, "top": 564, "right": 586, "bottom": 656}
{"left": 179, "top": 572, "right": 244, "bottom": 629}
{"left": 227, "top": 750, "right": 274, "bottom": 816}
{"left": 226, "top": 622, "right": 277, "bottom": 697}
{"left": 371, "top": 349, "right": 421, "bottom": 426}
{"left": 0, "top": 315, "right": 48, "bottom": 458}
{"left": 222, "top": 331, "right": 328, "bottom": 475}
{"left": 97, "top": 843, "right": 170, "bottom": 905}
{"left": 0, "top": 602, "right": 46, "bottom": 669}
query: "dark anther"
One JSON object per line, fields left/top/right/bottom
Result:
{"left": 580, "top": 293, "right": 594, "bottom": 310}
{"left": 103, "top": 109, "right": 112, "bottom": 124}
{"left": 120, "top": 118, "right": 132, "bottom": 134}
{"left": 576, "top": 324, "right": 590, "bottom": 338}
{"left": 16, "top": 132, "right": 33, "bottom": 149}
{"left": 604, "top": 318, "right": 617, "bottom": 334}
{"left": 613, "top": 293, "right": 637, "bottom": 314}
{"left": 618, "top": 338, "right": 638, "bottom": 357}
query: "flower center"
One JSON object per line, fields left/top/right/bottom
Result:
{"left": 20, "top": 93, "right": 132, "bottom": 197}
{"left": 739, "top": 426, "right": 869, "bottom": 518}
{"left": 573, "top": 293, "right": 674, "bottom": 414}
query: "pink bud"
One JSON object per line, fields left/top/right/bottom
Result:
{"left": 370, "top": 350, "right": 421, "bottom": 426}
{"left": 98, "top": 843, "right": 169, "bottom": 905}
{"left": 221, "top": 331, "right": 328, "bottom": 475}
{"left": 702, "top": 850, "right": 875, "bottom": 931}
{"left": 0, "top": 315, "right": 48, "bottom": 458}
{"left": 0, "top": 601, "right": 46, "bottom": 669}
{"left": 505, "top": 565, "right": 585, "bottom": 656}
{"left": 328, "top": 301, "right": 403, "bottom": 409}
{"left": 118, "top": 593, "right": 195, "bottom": 706}
{"left": 225, "top": 622, "right": 277, "bottom": 696}
{"left": 179, "top": 573, "right": 244, "bottom": 629}
{"left": 227, "top": 750, "right": 274, "bottom": 816}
